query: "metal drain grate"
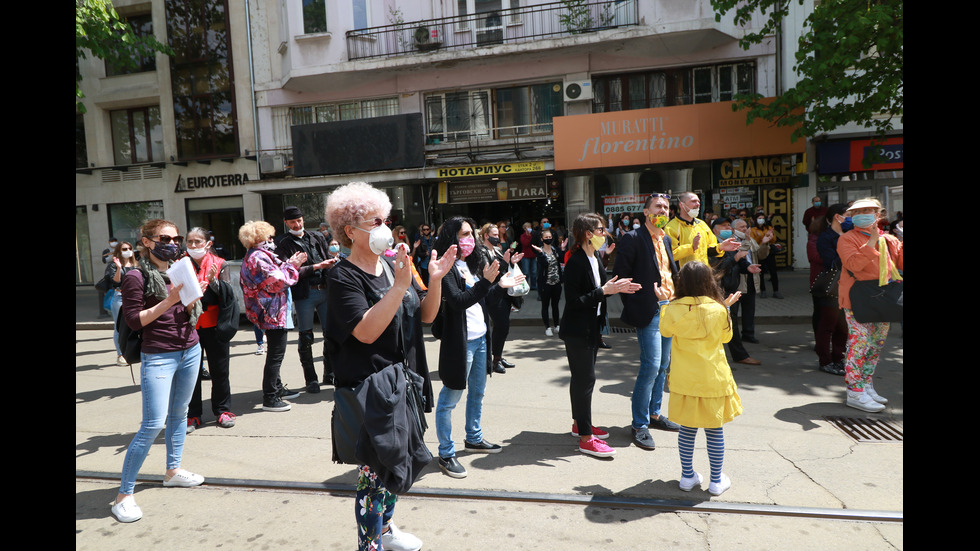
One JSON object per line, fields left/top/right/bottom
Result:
{"left": 609, "top": 326, "right": 637, "bottom": 334}
{"left": 825, "top": 416, "right": 903, "bottom": 443}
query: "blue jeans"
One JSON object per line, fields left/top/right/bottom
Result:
{"left": 119, "top": 344, "right": 202, "bottom": 495}
{"left": 520, "top": 257, "right": 538, "bottom": 290}
{"left": 293, "top": 287, "right": 328, "bottom": 333}
{"left": 110, "top": 291, "right": 123, "bottom": 356}
{"left": 631, "top": 314, "right": 672, "bottom": 429}
{"left": 436, "top": 335, "right": 487, "bottom": 458}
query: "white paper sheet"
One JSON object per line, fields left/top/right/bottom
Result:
{"left": 166, "top": 256, "right": 204, "bottom": 306}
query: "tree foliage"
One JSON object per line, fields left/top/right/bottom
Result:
{"left": 711, "top": 0, "right": 903, "bottom": 141}
{"left": 76, "top": 0, "right": 172, "bottom": 114}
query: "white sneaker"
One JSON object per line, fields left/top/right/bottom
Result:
{"left": 116, "top": 355, "right": 128, "bottom": 366}
{"left": 865, "top": 382, "right": 888, "bottom": 404}
{"left": 163, "top": 469, "right": 205, "bottom": 487}
{"left": 708, "top": 473, "right": 731, "bottom": 496}
{"left": 846, "top": 389, "right": 885, "bottom": 412}
{"left": 555, "top": 325, "right": 559, "bottom": 332}
{"left": 545, "top": 327, "right": 553, "bottom": 337}
{"left": 679, "top": 472, "right": 702, "bottom": 492}
{"left": 110, "top": 495, "right": 143, "bottom": 523}
{"left": 381, "top": 523, "right": 422, "bottom": 551}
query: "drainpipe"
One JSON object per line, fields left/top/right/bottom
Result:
{"left": 245, "top": 0, "right": 260, "bottom": 176}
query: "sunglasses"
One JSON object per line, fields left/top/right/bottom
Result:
{"left": 152, "top": 235, "right": 184, "bottom": 245}
{"left": 361, "top": 217, "right": 392, "bottom": 228}
{"left": 649, "top": 193, "right": 671, "bottom": 200}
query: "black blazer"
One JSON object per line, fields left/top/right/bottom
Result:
{"left": 558, "top": 248, "right": 608, "bottom": 346}
{"left": 612, "top": 225, "right": 679, "bottom": 327}
{"left": 535, "top": 245, "right": 565, "bottom": 289}
{"left": 437, "top": 263, "right": 494, "bottom": 390}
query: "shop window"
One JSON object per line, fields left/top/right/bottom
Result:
{"left": 166, "top": 0, "right": 238, "bottom": 160}
{"left": 303, "top": 0, "right": 327, "bottom": 34}
{"left": 110, "top": 106, "right": 164, "bottom": 165}
{"left": 425, "top": 91, "right": 490, "bottom": 143}
{"left": 290, "top": 97, "right": 398, "bottom": 125}
{"left": 105, "top": 13, "right": 157, "bottom": 76}
{"left": 495, "top": 82, "right": 563, "bottom": 137}
{"left": 187, "top": 196, "right": 246, "bottom": 260}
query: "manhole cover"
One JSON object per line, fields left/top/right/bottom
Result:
{"left": 825, "top": 416, "right": 903, "bottom": 442}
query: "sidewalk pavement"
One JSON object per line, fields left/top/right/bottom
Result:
{"left": 76, "top": 269, "right": 903, "bottom": 550}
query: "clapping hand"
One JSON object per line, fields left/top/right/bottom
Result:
{"left": 602, "top": 275, "right": 641, "bottom": 295}
{"left": 427, "top": 245, "right": 457, "bottom": 283}
{"left": 652, "top": 282, "right": 670, "bottom": 302}
{"left": 719, "top": 237, "right": 741, "bottom": 252}
{"left": 482, "top": 259, "right": 501, "bottom": 282}
{"left": 288, "top": 251, "right": 307, "bottom": 268}
{"left": 723, "top": 291, "right": 742, "bottom": 307}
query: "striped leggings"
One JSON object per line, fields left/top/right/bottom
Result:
{"left": 678, "top": 426, "right": 725, "bottom": 484}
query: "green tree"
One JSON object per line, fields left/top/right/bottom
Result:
{"left": 711, "top": 0, "right": 902, "bottom": 142}
{"left": 76, "top": 0, "right": 172, "bottom": 114}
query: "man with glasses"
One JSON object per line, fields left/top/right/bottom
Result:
{"left": 613, "top": 193, "right": 681, "bottom": 450}
{"left": 276, "top": 206, "right": 339, "bottom": 393}
{"left": 412, "top": 223, "right": 435, "bottom": 286}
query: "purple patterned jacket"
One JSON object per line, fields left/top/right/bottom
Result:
{"left": 240, "top": 247, "right": 299, "bottom": 330}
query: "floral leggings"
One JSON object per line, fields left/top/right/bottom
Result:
{"left": 356, "top": 465, "right": 396, "bottom": 551}
{"left": 843, "top": 308, "right": 890, "bottom": 391}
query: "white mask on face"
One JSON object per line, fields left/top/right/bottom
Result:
{"left": 354, "top": 224, "right": 393, "bottom": 256}
{"left": 121, "top": 250, "right": 134, "bottom": 259}
{"left": 686, "top": 207, "right": 700, "bottom": 219}
{"left": 633, "top": 223, "right": 641, "bottom": 230}
{"left": 187, "top": 246, "right": 208, "bottom": 260}
{"left": 288, "top": 227, "right": 304, "bottom": 236}
{"left": 109, "top": 241, "right": 119, "bottom": 248}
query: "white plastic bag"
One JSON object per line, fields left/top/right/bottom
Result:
{"left": 506, "top": 263, "right": 530, "bottom": 296}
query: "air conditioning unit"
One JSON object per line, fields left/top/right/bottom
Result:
{"left": 259, "top": 154, "right": 286, "bottom": 174}
{"left": 563, "top": 78, "right": 593, "bottom": 102}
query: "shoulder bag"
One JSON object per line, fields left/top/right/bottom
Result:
{"left": 810, "top": 267, "right": 840, "bottom": 299}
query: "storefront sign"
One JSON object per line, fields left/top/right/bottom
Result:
{"left": 716, "top": 187, "right": 756, "bottom": 212}
{"left": 438, "top": 179, "right": 547, "bottom": 204}
{"left": 436, "top": 161, "right": 546, "bottom": 179}
{"left": 601, "top": 194, "right": 647, "bottom": 215}
{"left": 553, "top": 100, "right": 803, "bottom": 171}
{"left": 717, "top": 156, "right": 793, "bottom": 186}
{"left": 816, "top": 136, "right": 903, "bottom": 174}
{"left": 174, "top": 172, "right": 251, "bottom": 193}
{"left": 760, "top": 187, "right": 792, "bottom": 268}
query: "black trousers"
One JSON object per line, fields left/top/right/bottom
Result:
{"left": 188, "top": 326, "right": 232, "bottom": 419}
{"left": 727, "top": 300, "right": 749, "bottom": 362}
{"left": 486, "top": 295, "right": 511, "bottom": 359}
{"left": 262, "top": 328, "right": 289, "bottom": 401}
{"left": 564, "top": 338, "right": 599, "bottom": 435}
{"left": 540, "top": 283, "right": 561, "bottom": 327}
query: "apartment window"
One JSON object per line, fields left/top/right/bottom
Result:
{"left": 290, "top": 97, "right": 399, "bottom": 125}
{"left": 105, "top": 13, "right": 157, "bottom": 76}
{"left": 303, "top": 0, "right": 327, "bottom": 34}
{"left": 495, "top": 82, "right": 563, "bottom": 137}
{"left": 352, "top": 0, "right": 370, "bottom": 29}
{"left": 457, "top": 0, "right": 519, "bottom": 32}
{"left": 592, "top": 63, "right": 753, "bottom": 113}
{"left": 110, "top": 106, "right": 164, "bottom": 165}
{"left": 425, "top": 91, "right": 490, "bottom": 143}
{"left": 167, "top": 0, "right": 238, "bottom": 160}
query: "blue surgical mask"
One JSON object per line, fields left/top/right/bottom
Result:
{"left": 719, "top": 229, "right": 733, "bottom": 240}
{"left": 814, "top": 201, "right": 822, "bottom": 207}
{"left": 542, "top": 222, "right": 551, "bottom": 229}
{"left": 841, "top": 217, "right": 855, "bottom": 232}
{"left": 851, "top": 214, "right": 877, "bottom": 229}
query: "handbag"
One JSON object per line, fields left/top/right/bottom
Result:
{"left": 506, "top": 263, "right": 530, "bottom": 296}
{"left": 810, "top": 267, "right": 840, "bottom": 299}
{"left": 95, "top": 275, "right": 110, "bottom": 292}
{"left": 849, "top": 279, "right": 903, "bottom": 323}
{"left": 331, "top": 384, "right": 364, "bottom": 465}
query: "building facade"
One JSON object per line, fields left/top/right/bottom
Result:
{"left": 77, "top": 0, "right": 815, "bottom": 285}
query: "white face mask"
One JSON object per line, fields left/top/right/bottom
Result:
{"left": 733, "top": 229, "right": 746, "bottom": 239}
{"left": 121, "top": 250, "right": 134, "bottom": 259}
{"left": 632, "top": 223, "right": 641, "bottom": 230}
{"left": 686, "top": 206, "right": 699, "bottom": 218}
{"left": 354, "top": 224, "right": 393, "bottom": 256}
{"left": 109, "top": 241, "right": 119, "bottom": 248}
{"left": 288, "top": 227, "right": 304, "bottom": 236}
{"left": 187, "top": 246, "right": 208, "bottom": 260}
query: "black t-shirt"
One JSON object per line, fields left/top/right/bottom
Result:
{"left": 325, "top": 257, "right": 427, "bottom": 390}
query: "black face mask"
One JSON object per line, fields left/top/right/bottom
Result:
{"left": 488, "top": 237, "right": 500, "bottom": 246}
{"left": 542, "top": 238, "right": 553, "bottom": 245}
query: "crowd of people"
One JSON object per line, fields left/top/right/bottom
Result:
{"left": 102, "top": 185, "right": 901, "bottom": 551}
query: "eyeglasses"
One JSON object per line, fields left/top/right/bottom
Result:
{"left": 361, "top": 217, "right": 392, "bottom": 228}
{"left": 420, "top": 228, "right": 430, "bottom": 232}
{"left": 152, "top": 235, "right": 184, "bottom": 245}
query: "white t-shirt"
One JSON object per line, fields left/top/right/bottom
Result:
{"left": 455, "top": 260, "right": 487, "bottom": 341}
{"left": 587, "top": 253, "right": 602, "bottom": 316}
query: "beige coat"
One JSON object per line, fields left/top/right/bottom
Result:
{"left": 737, "top": 236, "right": 769, "bottom": 294}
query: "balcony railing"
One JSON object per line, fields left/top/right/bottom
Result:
{"left": 346, "top": 0, "right": 638, "bottom": 61}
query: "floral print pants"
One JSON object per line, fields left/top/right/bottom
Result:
{"left": 356, "top": 465, "right": 396, "bottom": 551}
{"left": 843, "top": 309, "right": 890, "bottom": 391}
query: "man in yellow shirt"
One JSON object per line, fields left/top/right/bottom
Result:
{"left": 665, "top": 192, "right": 739, "bottom": 267}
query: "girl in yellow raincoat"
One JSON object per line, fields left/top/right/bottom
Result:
{"left": 655, "top": 261, "right": 743, "bottom": 497}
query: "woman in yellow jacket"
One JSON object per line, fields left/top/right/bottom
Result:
{"left": 656, "top": 261, "right": 743, "bottom": 496}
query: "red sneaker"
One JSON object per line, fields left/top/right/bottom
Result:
{"left": 571, "top": 423, "right": 610, "bottom": 439}
{"left": 578, "top": 436, "right": 616, "bottom": 457}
